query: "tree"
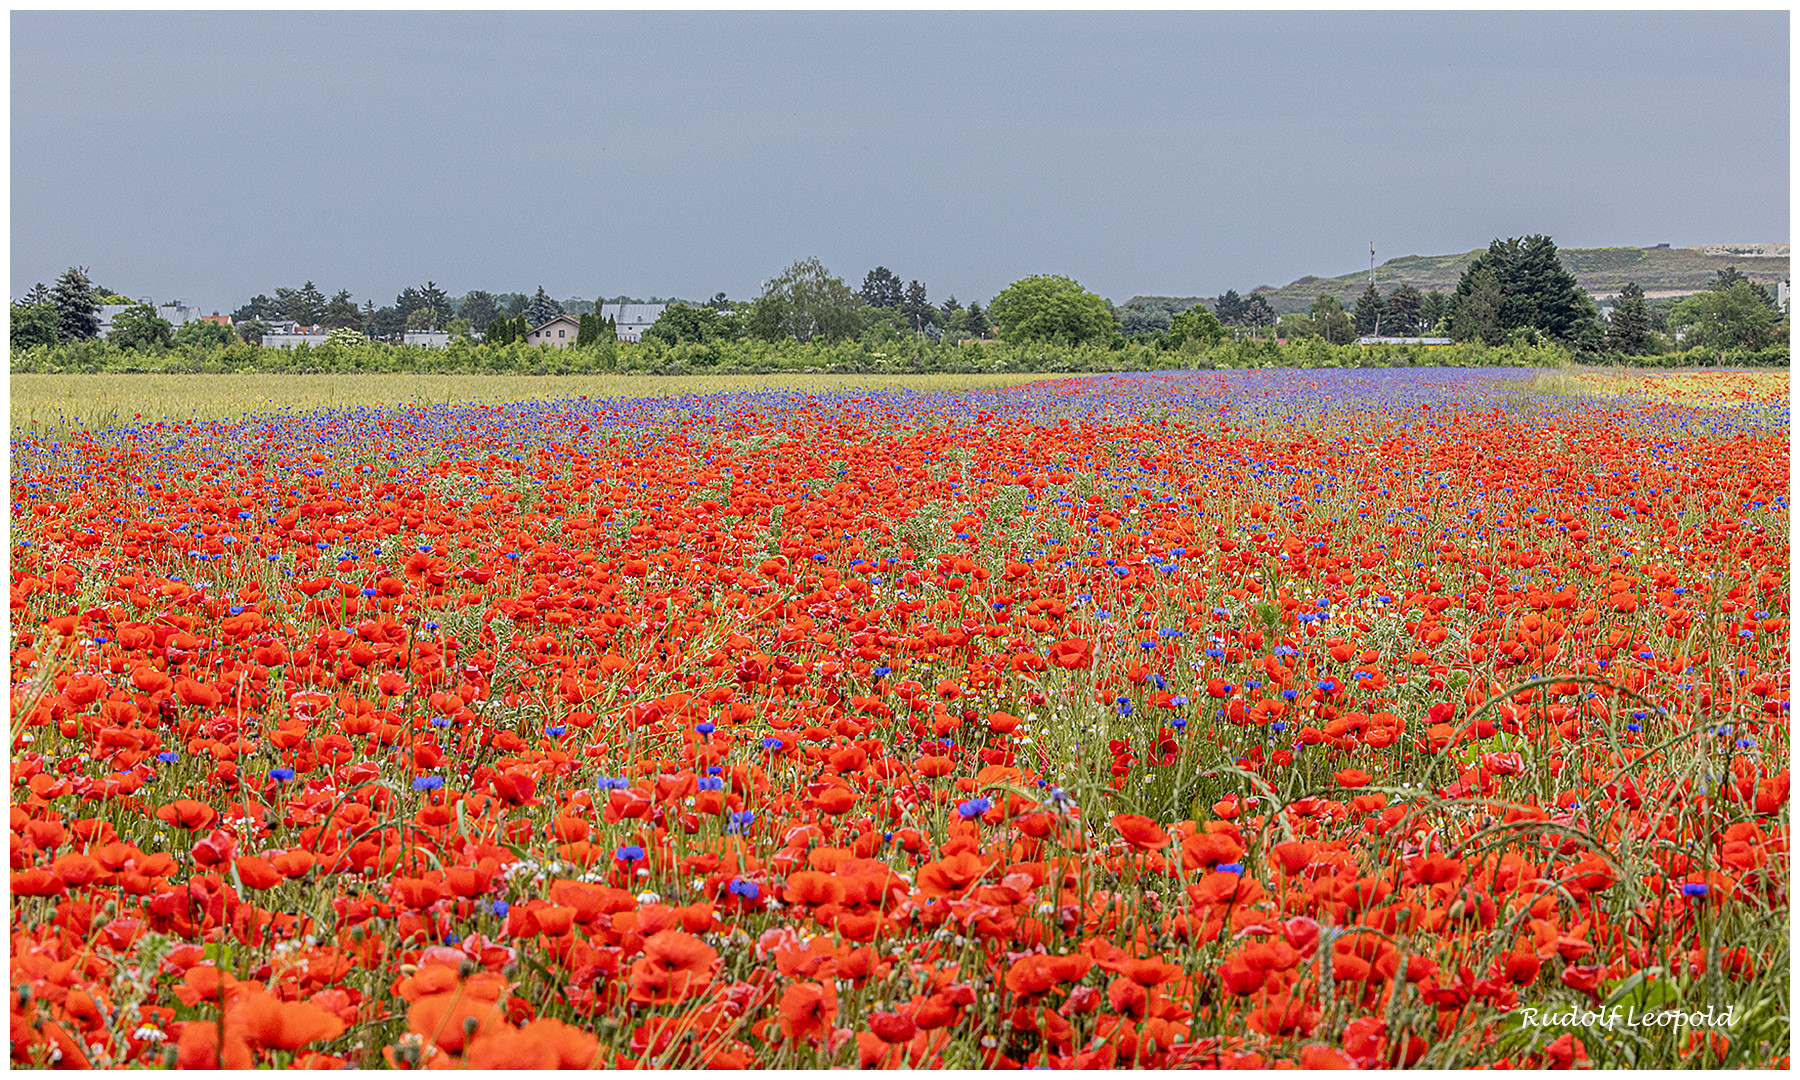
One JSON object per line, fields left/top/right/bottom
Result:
{"left": 394, "top": 286, "right": 424, "bottom": 326}
{"left": 486, "top": 316, "right": 516, "bottom": 346}
{"left": 1420, "top": 290, "right": 1453, "bottom": 334}
{"left": 237, "top": 319, "right": 271, "bottom": 345}
{"left": 1668, "top": 282, "right": 1781, "bottom": 351}
{"left": 902, "top": 279, "right": 933, "bottom": 333}
{"left": 23, "top": 283, "right": 50, "bottom": 306}
{"left": 1118, "top": 302, "right": 1170, "bottom": 337}
{"left": 1382, "top": 284, "right": 1424, "bottom": 337}
{"left": 326, "top": 326, "right": 367, "bottom": 349}
{"left": 1449, "top": 265, "right": 1503, "bottom": 345}
{"left": 1353, "top": 282, "right": 1385, "bottom": 337}
{"left": 964, "top": 300, "right": 990, "bottom": 339}
{"left": 756, "top": 257, "right": 862, "bottom": 343}
{"left": 405, "top": 308, "right": 439, "bottom": 332}
{"left": 321, "top": 289, "right": 362, "bottom": 330}
{"left": 234, "top": 294, "right": 280, "bottom": 324}
{"left": 1450, "top": 235, "right": 1601, "bottom": 348}
{"left": 1309, "top": 294, "right": 1356, "bottom": 345}
{"left": 287, "top": 281, "right": 326, "bottom": 326}
{"left": 705, "top": 292, "right": 730, "bottom": 311}
{"left": 987, "top": 275, "right": 1115, "bottom": 345}
{"left": 108, "top": 302, "right": 174, "bottom": 350}
{"left": 370, "top": 306, "right": 405, "bottom": 342}
{"left": 644, "top": 302, "right": 725, "bottom": 345}
{"left": 10, "top": 301, "right": 59, "bottom": 349}
{"left": 458, "top": 290, "right": 499, "bottom": 330}
{"left": 1606, "top": 283, "right": 1653, "bottom": 355}
{"left": 860, "top": 267, "right": 904, "bottom": 310}
{"left": 1239, "top": 294, "right": 1274, "bottom": 330}
{"left": 1709, "top": 267, "right": 1777, "bottom": 310}
{"left": 174, "top": 318, "right": 236, "bottom": 348}
{"left": 1213, "top": 289, "right": 1245, "bottom": 326}
{"left": 524, "top": 286, "right": 561, "bottom": 328}
{"left": 502, "top": 293, "right": 530, "bottom": 317}
{"left": 51, "top": 266, "right": 100, "bottom": 341}
{"left": 1166, "top": 305, "right": 1226, "bottom": 349}
{"left": 418, "top": 281, "right": 454, "bottom": 329}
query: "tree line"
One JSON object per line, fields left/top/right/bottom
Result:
{"left": 14, "top": 234, "right": 1786, "bottom": 361}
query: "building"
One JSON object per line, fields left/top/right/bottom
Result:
{"left": 261, "top": 332, "right": 329, "bottom": 350}
{"left": 402, "top": 330, "right": 451, "bottom": 349}
{"left": 597, "top": 303, "right": 667, "bottom": 343}
{"left": 526, "top": 314, "right": 582, "bottom": 348}
{"left": 1354, "top": 336, "right": 1453, "bottom": 347}
{"left": 95, "top": 299, "right": 222, "bottom": 338}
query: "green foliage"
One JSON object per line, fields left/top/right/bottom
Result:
{"left": 173, "top": 319, "right": 236, "bottom": 349}
{"left": 107, "top": 302, "right": 175, "bottom": 352}
{"left": 860, "top": 267, "right": 903, "bottom": 309}
{"left": 1452, "top": 235, "right": 1603, "bottom": 351}
{"left": 1353, "top": 281, "right": 1384, "bottom": 336}
{"left": 644, "top": 302, "right": 730, "bottom": 345}
{"left": 1166, "top": 305, "right": 1226, "bottom": 349}
{"left": 1606, "top": 283, "right": 1654, "bottom": 355}
{"left": 988, "top": 275, "right": 1116, "bottom": 346}
{"left": 1309, "top": 294, "right": 1356, "bottom": 345}
{"left": 325, "top": 326, "right": 368, "bottom": 349}
{"left": 1668, "top": 282, "right": 1783, "bottom": 351}
{"left": 524, "top": 286, "right": 561, "bottom": 328}
{"left": 10, "top": 302, "right": 60, "bottom": 349}
{"left": 757, "top": 257, "right": 863, "bottom": 343}
{"left": 51, "top": 266, "right": 100, "bottom": 342}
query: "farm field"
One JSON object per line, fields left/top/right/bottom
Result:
{"left": 8, "top": 367, "right": 1789, "bottom": 1068}
{"left": 9, "top": 372, "right": 1069, "bottom": 442}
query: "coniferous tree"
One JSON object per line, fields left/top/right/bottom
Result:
{"left": 902, "top": 279, "right": 933, "bottom": 333}
{"left": 24, "top": 283, "right": 51, "bottom": 306}
{"left": 1382, "top": 284, "right": 1424, "bottom": 337}
{"left": 1353, "top": 282, "right": 1386, "bottom": 336}
{"left": 1451, "top": 235, "right": 1601, "bottom": 348}
{"left": 1213, "top": 289, "right": 1246, "bottom": 326}
{"left": 965, "top": 300, "right": 990, "bottom": 338}
{"left": 861, "top": 267, "right": 904, "bottom": 309}
{"left": 417, "top": 282, "right": 454, "bottom": 329}
{"left": 524, "top": 286, "right": 560, "bottom": 328}
{"left": 51, "top": 266, "right": 100, "bottom": 341}
{"left": 289, "top": 281, "right": 326, "bottom": 326}
{"left": 1239, "top": 294, "right": 1274, "bottom": 329}
{"left": 1606, "top": 282, "right": 1653, "bottom": 355}
{"left": 1450, "top": 265, "right": 1505, "bottom": 345}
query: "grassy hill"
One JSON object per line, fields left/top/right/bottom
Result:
{"left": 1134, "top": 243, "right": 1790, "bottom": 316}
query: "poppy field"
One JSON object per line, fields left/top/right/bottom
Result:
{"left": 8, "top": 367, "right": 1789, "bottom": 1069}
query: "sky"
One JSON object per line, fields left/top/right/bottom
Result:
{"left": 11, "top": 10, "right": 1790, "bottom": 314}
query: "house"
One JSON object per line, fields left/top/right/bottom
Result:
{"left": 402, "top": 330, "right": 451, "bottom": 349}
{"left": 597, "top": 303, "right": 668, "bottom": 343}
{"left": 526, "top": 314, "right": 582, "bottom": 348}
{"left": 197, "top": 312, "right": 232, "bottom": 327}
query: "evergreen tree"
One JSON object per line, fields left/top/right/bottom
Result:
{"left": 51, "top": 266, "right": 100, "bottom": 341}
{"left": 1239, "top": 293, "right": 1274, "bottom": 329}
{"left": 1710, "top": 267, "right": 1777, "bottom": 309}
{"left": 289, "top": 281, "right": 326, "bottom": 326}
{"left": 964, "top": 300, "right": 990, "bottom": 338}
{"left": 24, "top": 283, "right": 50, "bottom": 306}
{"left": 1213, "top": 289, "right": 1245, "bottom": 326}
{"left": 1450, "top": 265, "right": 1504, "bottom": 345}
{"left": 485, "top": 316, "right": 513, "bottom": 346}
{"left": 861, "top": 267, "right": 904, "bottom": 309}
{"left": 321, "top": 289, "right": 362, "bottom": 330}
{"left": 1354, "top": 282, "right": 1386, "bottom": 336}
{"left": 1420, "top": 291, "right": 1453, "bottom": 334}
{"left": 458, "top": 290, "right": 499, "bottom": 330}
{"left": 1382, "top": 284, "right": 1424, "bottom": 336}
{"left": 1451, "top": 234, "right": 1601, "bottom": 348}
{"left": 524, "top": 286, "right": 560, "bottom": 328}
{"left": 902, "top": 279, "right": 933, "bottom": 333}
{"left": 418, "top": 281, "right": 454, "bottom": 328}
{"left": 394, "top": 286, "right": 425, "bottom": 325}
{"left": 1606, "top": 282, "right": 1652, "bottom": 355}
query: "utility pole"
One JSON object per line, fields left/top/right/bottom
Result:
{"left": 1369, "top": 242, "right": 1376, "bottom": 289}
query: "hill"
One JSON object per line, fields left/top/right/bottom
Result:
{"left": 1135, "top": 242, "right": 1790, "bottom": 316}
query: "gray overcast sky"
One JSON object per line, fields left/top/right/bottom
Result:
{"left": 11, "top": 10, "right": 1790, "bottom": 312}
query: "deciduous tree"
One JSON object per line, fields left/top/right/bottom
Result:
{"left": 757, "top": 257, "right": 863, "bottom": 343}
{"left": 988, "top": 275, "right": 1115, "bottom": 345}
